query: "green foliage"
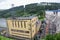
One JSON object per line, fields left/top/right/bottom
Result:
{"left": 0, "top": 36, "right": 13, "bottom": 40}
{"left": 0, "top": 2, "right": 60, "bottom": 18}
{"left": 0, "top": 3, "right": 44, "bottom": 18}
{"left": 45, "top": 33, "right": 60, "bottom": 40}
{"left": 54, "top": 33, "right": 60, "bottom": 40}
{"left": 45, "top": 34, "right": 55, "bottom": 40}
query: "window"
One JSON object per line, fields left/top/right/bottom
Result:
{"left": 12, "top": 20, "right": 27, "bottom": 28}
{"left": 12, "top": 20, "right": 14, "bottom": 27}
{"left": 24, "top": 21, "right": 26, "bottom": 28}
{"left": 15, "top": 21, "right": 17, "bottom": 27}
{"left": 25, "top": 31, "right": 29, "bottom": 33}
{"left": 11, "top": 29, "right": 24, "bottom": 33}
{"left": 21, "top": 21, "right": 23, "bottom": 28}
{"left": 11, "top": 29, "right": 16, "bottom": 31}
{"left": 11, "top": 29, "right": 29, "bottom": 33}
{"left": 18, "top": 21, "right": 19, "bottom": 28}
{"left": 17, "top": 30, "right": 24, "bottom": 33}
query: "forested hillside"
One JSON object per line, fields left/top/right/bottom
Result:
{"left": 0, "top": 2, "right": 60, "bottom": 19}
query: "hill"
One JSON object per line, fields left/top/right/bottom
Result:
{"left": 0, "top": 2, "right": 60, "bottom": 19}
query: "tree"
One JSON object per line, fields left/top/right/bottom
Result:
{"left": 45, "top": 33, "right": 60, "bottom": 40}
{"left": 45, "top": 34, "right": 55, "bottom": 40}
{"left": 54, "top": 33, "right": 60, "bottom": 40}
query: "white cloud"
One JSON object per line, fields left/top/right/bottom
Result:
{"left": 0, "top": 0, "right": 60, "bottom": 9}
{"left": 0, "top": 0, "right": 6, "bottom": 2}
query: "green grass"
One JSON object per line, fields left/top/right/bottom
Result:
{"left": 0, "top": 36, "right": 13, "bottom": 40}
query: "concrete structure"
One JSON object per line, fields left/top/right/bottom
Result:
{"left": 55, "top": 17, "right": 60, "bottom": 33}
{"left": 45, "top": 10, "right": 58, "bottom": 34}
{"left": 7, "top": 16, "right": 41, "bottom": 40}
{"left": 45, "top": 10, "right": 60, "bottom": 17}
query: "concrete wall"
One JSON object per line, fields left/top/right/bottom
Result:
{"left": 56, "top": 20, "right": 60, "bottom": 33}
{"left": 45, "top": 11, "right": 55, "bottom": 20}
{"left": 58, "top": 12, "right": 60, "bottom": 16}
{"left": 45, "top": 11, "right": 60, "bottom": 17}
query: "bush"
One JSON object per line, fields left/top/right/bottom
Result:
{"left": 45, "top": 34, "right": 55, "bottom": 40}
{"left": 0, "top": 36, "right": 13, "bottom": 40}
{"left": 45, "top": 33, "right": 60, "bottom": 40}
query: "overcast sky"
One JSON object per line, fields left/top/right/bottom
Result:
{"left": 0, "top": 0, "right": 60, "bottom": 9}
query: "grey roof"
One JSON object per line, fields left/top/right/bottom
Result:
{"left": 7, "top": 16, "right": 37, "bottom": 20}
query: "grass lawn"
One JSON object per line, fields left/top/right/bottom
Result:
{"left": 0, "top": 35, "right": 13, "bottom": 40}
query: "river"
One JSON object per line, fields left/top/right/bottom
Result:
{"left": 0, "top": 18, "right": 7, "bottom": 27}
